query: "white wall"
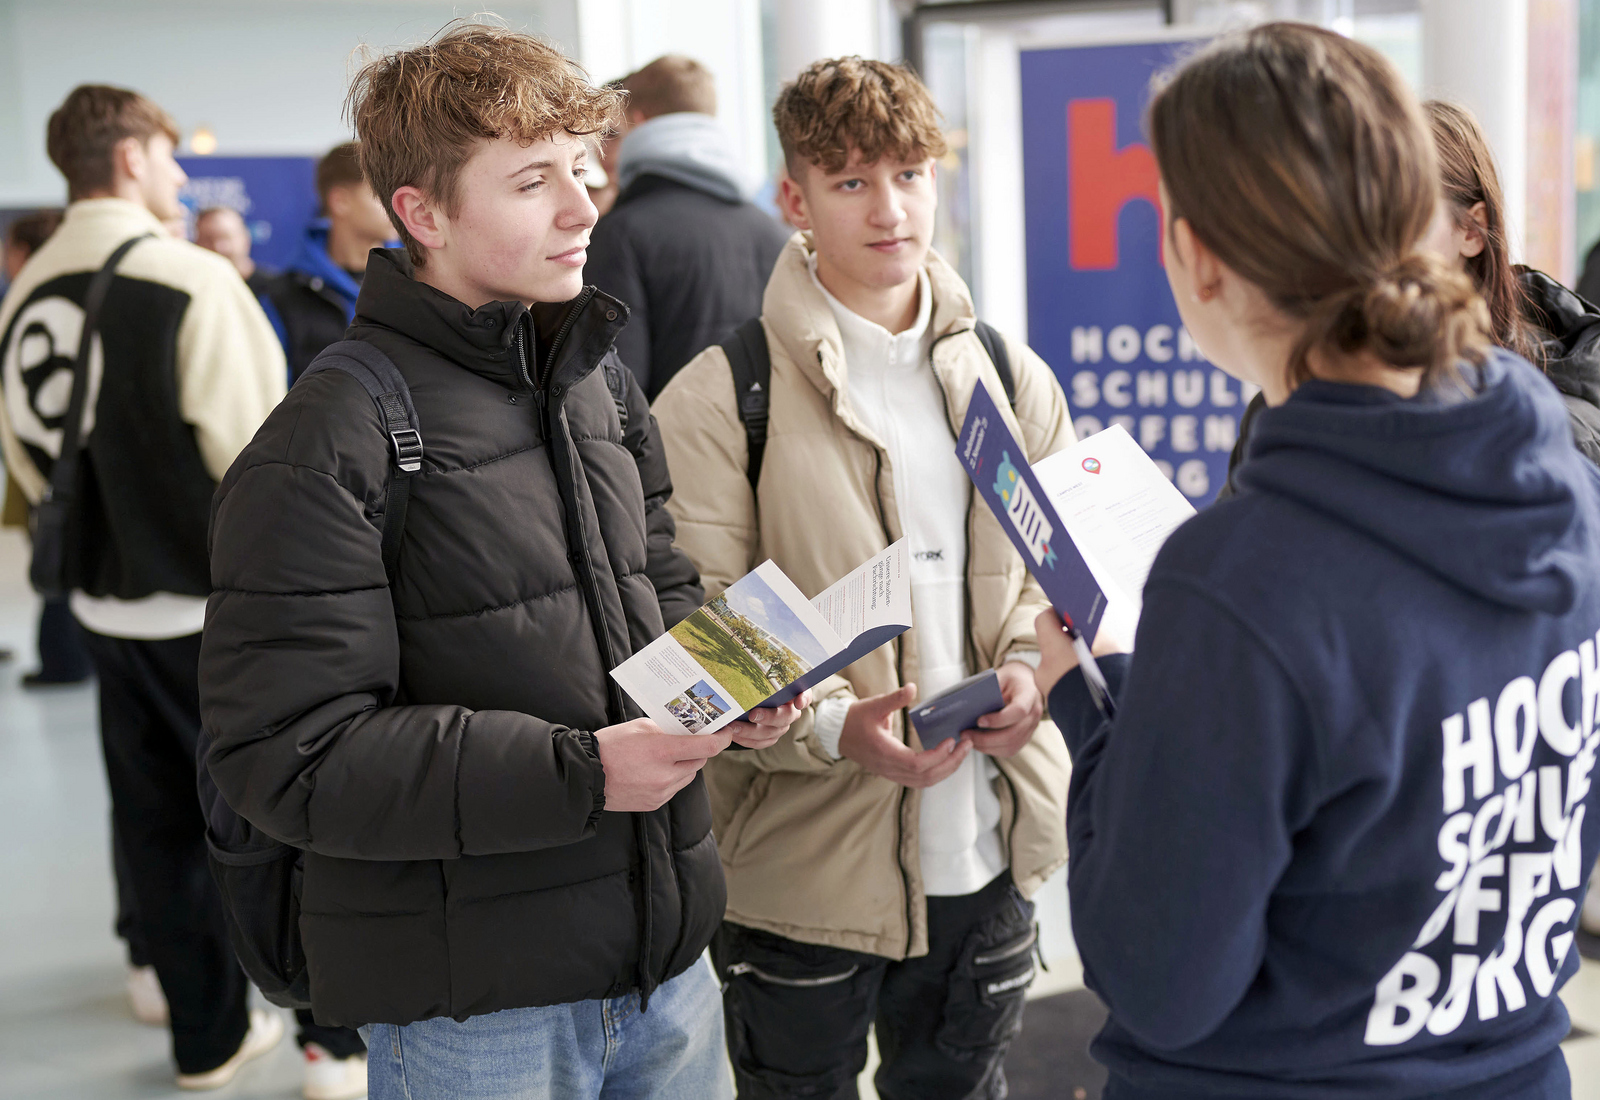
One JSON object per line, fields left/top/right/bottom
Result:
{"left": 0, "top": 0, "right": 778, "bottom": 211}
{"left": 0, "top": 0, "right": 578, "bottom": 206}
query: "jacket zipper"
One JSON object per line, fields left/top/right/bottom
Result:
{"left": 524, "top": 293, "right": 658, "bottom": 1005}
{"left": 866, "top": 431, "right": 918, "bottom": 959}
{"left": 725, "top": 961, "right": 860, "bottom": 987}
{"left": 931, "top": 335, "right": 1027, "bottom": 875}
{"left": 973, "top": 925, "right": 1037, "bottom": 967}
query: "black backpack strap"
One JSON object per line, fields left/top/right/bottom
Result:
{"left": 720, "top": 317, "right": 771, "bottom": 492}
{"left": 297, "top": 340, "right": 421, "bottom": 581}
{"left": 973, "top": 319, "right": 1015, "bottom": 406}
{"left": 601, "top": 354, "right": 630, "bottom": 434}
{"left": 30, "top": 233, "right": 153, "bottom": 598}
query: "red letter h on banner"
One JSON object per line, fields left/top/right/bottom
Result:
{"left": 1068, "top": 98, "right": 1163, "bottom": 270}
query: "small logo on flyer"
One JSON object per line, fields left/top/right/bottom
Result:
{"left": 1082, "top": 457, "right": 1101, "bottom": 474}
{"left": 993, "top": 451, "right": 1058, "bottom": 569}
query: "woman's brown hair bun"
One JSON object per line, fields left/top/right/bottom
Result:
{"left": 1302, "top": 253, "right": 1490, "bottom": 382}
{"left": 1149, "top": 23, "right": 1491, "bottom": 390}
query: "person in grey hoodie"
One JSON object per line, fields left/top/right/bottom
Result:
{"left": 586, "top": 54, "right": 790, "bottom": 398}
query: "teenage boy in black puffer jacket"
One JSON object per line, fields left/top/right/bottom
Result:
{"left": 199, "top": 24, "right": 804, "bottom": 1099}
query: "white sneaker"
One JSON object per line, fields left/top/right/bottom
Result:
{"left": 303, "top": 1041, "right": 368, "bottom": 1100}
{"left": 126, "top": 965, "right": 168, "bottom": 1027}
{"left": 175, "top": 1008, "right": 285, "bottom": 1090}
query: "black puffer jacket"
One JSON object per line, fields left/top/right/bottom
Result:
{"left": 587, "top": 175, "right": 789, "bottom": 399}
{"left": 1519, "top": 267, "right": 1600, "bottom": 465}
{"left": 199, "top": 249, "right": 716, "bottom": 1027}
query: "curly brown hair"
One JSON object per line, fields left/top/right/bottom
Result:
{"left": 347, "top": 21, "right": 624, "bottom": 266}
{"left": 773, "top": 56, "right": 947, "bottom": 177}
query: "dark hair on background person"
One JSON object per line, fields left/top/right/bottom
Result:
{"left": 620, "top": 54, "right": 716, "bottom": 118}
{"left": 346, "top": 20, "right": 623, "bottom": 265}
{"left": 5, "top": 208, "right": 64, "bottom": 255}
{"left": 1424, "top": 100, "right": 1540, "bottom": 363}
{"left": 314, "top": 141, "right": 365, "bottom": 214}
{"left": 773, "top": 56, "right": 948, "bottom": 176}
{"left": 47, "top": 85, "right": 179, "bottom": 201}
{"left": 1148, "top": 27, "right": 1490, "bottom": 392}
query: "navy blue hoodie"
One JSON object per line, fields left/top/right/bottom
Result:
{"left": 1050, "top": 349, "right": 1600, "bottom": 1099}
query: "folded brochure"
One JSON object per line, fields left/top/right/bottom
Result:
{"left": 909, "top": 669, "right": 1004, "bottom": 748}
{"left": 957, "top": 384, "right": 1195, "bottom": 714}
{"left": 612, "top": 540, "right": 912, "bottom": 735}
{"left": 1030, "top": 423, "right": 1196, "bottom": 643}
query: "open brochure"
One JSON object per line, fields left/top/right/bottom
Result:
{"left": 957, "top": 385, "right": 1194, "bottom": 641}
{"left": 957, "top": 385, "right": 1195, "bottom": 714}
{"left": 1031, "top": 424, "right": 1196, "bottom": 643}
{"left": 612, "top": 540, "right": 912, "bottom": 735}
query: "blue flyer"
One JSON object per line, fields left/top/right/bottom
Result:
{"left": 957, "top": 383, "right": 1108, "bottom": 640}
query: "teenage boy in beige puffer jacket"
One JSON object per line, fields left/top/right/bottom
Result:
{"left": 653, "top": 57, "right": 1074, "bottom": 1100}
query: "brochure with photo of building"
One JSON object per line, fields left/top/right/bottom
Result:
{"left": 612, "top": 540, "right": 912, "bottom": 735}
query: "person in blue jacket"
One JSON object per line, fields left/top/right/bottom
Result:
{"left": 259, "top": 142, "right": 395, "bottom": 382}
{"left": 1034, "top": 23, "right": 1600, "bottom": 1100}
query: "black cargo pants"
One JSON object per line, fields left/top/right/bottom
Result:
{"left": 710, "top": 873, "right": 1038, "bottom": 1100}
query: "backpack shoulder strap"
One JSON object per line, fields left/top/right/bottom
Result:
{"left": 973, "top": 319, "right": 1015, "bottom": 406}
{"left": 298, "top": 340, "right": 421, "bottom": 582}
{"left": 601, "top": 353, "right": 630, "bottom": 434}
{"left": 720, "top": 317, "right": 771, "bottom": 492}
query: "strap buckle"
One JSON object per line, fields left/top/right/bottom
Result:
{"left": 390, "top": 428, "right": 423, "bottom": 473}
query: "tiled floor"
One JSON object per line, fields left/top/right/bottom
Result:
{"left": 0, "top": 523, "right": 1594, "bottom": 1098}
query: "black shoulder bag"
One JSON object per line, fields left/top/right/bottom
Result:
{"left": 30, "top": 234, "right": 152, "bottom": 598}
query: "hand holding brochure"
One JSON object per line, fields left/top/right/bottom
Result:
{"left": 1030, "top": 424, "right": 1196, "bottom": 641}
{"left": 909, "top": 670, "right": 1005, "bottom": 748}
{"left": 956, "top": 385, "right": 1195, "bottom": 716}
{"left": 612, "top": 541, "right": 912, "bottom": 735}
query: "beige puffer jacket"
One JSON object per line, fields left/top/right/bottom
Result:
{"left": 653, "top": 234, "right": 1073, "bottom": 959}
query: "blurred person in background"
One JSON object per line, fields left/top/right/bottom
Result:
{"left": 3, "top": 210, "right": 78, "bottom": 682}
{"left": 194, "top": 205, "right": 272, "bottom": 295}
{"left": 260, "top": 141, "right": 393, "bottom": 382}
{"left": 1420, "top": 101, "right": 1600, "bottom": 464}
{"left": 0, "top": 84, "right": 286, "bottom": 1090}
{"left": 586, "top": 54, "right": 789, "bottom": 399}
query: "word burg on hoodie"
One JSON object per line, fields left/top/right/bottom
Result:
{"left": 1368, "top": 641, "right": 1600, "bottom": 1044}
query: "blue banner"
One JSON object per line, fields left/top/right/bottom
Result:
{"left": 1020, "top": 36, "right": 1254, "bottom": 505}
{"left": 177, "top": 156, "right": 318, "bottom": 272}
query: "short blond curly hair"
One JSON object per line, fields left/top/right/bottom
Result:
{"left": 773, "top": 56, "right": 947, "bottom": 177}
{"left": 347, "top": 21, "right": 624, "bottom": 266}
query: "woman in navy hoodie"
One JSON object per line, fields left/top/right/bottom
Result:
{"left": 1036, "top": 23, "right": 1600, "bottom": 1100}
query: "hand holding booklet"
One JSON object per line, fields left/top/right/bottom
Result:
{"left": 956, "top": 383, "right": 1195, "bottom": 715}
{"left": 612, "top": 541, "right": 912, "bottom": 735}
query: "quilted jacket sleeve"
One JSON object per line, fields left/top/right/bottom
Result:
{"left": 199, "top": 369, "right": 607, "bottom": 862}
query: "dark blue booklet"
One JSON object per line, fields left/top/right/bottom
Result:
{"left": 957, "top": 383, "right": 1116, "bottom": 715}
{"left": 910, "top": 669, "right": 1005, "bottom": 747}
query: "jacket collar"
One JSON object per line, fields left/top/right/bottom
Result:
{"left": 61, "top": 197, "right": 166, "bottom": 237}
{"left": 352, "top": 248, "right": 628, "bottom": 391}
{"left": 761, "top": 233, "right": 983, "bottom": 436}
{"left": 287, "top": 221, "right": 362, "bottom": 311}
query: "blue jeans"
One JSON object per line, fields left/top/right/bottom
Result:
{"left": 360, "top": 959, "right": 732, "bottom": 1100}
